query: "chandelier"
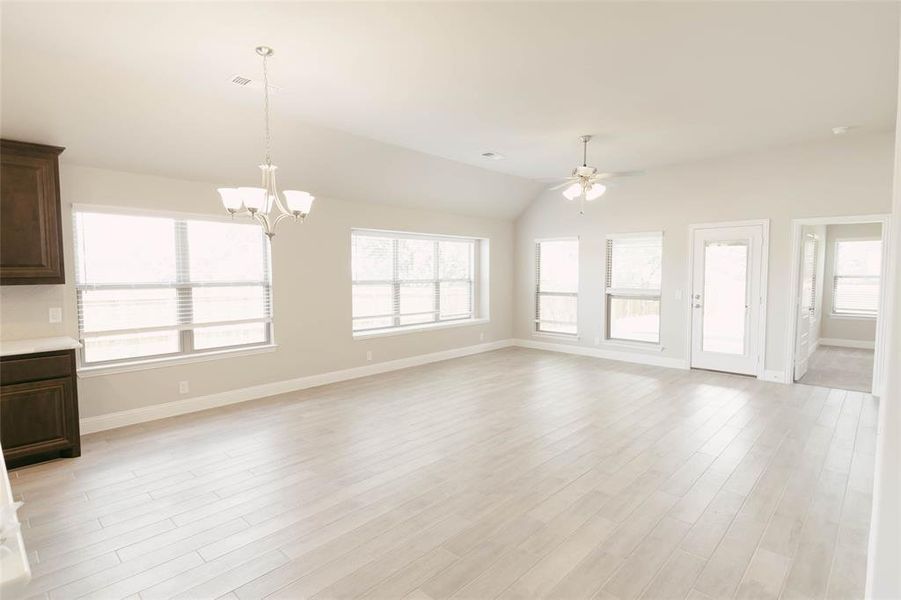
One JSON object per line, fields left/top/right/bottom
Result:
{"left": 217, "top": 46, "right": 314, "bottom": 239}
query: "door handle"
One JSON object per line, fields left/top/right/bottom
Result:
{"left": 694, "top": 303, "right": 702, "bottom": 308}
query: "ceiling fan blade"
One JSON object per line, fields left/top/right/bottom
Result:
{"left": 547, "top": 179, "right": 577, "bottom": 191}
{"left": 593, "top": 170, "right": 645, "bottom": 181}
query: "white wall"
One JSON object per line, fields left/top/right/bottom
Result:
{"left": 866, "top": 24, "right": 901, "bottom": 600}
{"left": 514, "top": 132, "right": 894, "bottom": 376}
{"left": 0, "top": 165, "right": 516, "bottom": 418}
{"left": 819, "top": 222, "right": 882, "bottom": 344}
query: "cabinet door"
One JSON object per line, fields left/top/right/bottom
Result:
{"left": 1, "top": 377, "right": 77, "bottom": 461}
{"left": 0, "top": 140, "right": 65, "bottom": 284}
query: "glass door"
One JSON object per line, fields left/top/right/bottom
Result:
{"left": 690, "top": 224, "right": 765, "bottom": 375}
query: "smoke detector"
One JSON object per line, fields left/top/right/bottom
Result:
{"left": 481, "top": 152, "right": 505, "bottom": 160}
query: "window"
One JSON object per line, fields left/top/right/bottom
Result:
{"left": 605, "top": 233, "right": 662, "bottom": 344}
{"left": 74, "top": 207, "right": 272, "bottom": 366}
{"left": 833, "top": 239, "right": 882, "bottom": 317}
{"left": 351, "top": 230, "right": 477, "bottom": 334}
{"left": 535, "top": 239, "right": 578, "bottom": 335}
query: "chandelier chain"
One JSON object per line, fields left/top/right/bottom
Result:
{"left": 262, "top": 51, "right": 272, "bottom": 166}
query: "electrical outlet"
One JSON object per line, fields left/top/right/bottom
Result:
{"left": 594, "top": 336, "right": 601, "bottom": 346}
{"left": 48, "top": 307, "right": 62, "bottom": 323}
{"left": 674, "top": 289, "right": 683, "bottom": 300}
{"left": 179, "top": 381, "right": 189, "bottom": 394}
{"left": 479, "top": 332, "right": 485, "bottom": 342}
{"left": 366, "top": 350, "right": 372, "bottom": 362}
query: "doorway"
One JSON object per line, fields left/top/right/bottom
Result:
{"left": 787, "top": 215, "right": 891, "bottom": 394}
{"left": 689, "top": 221, "right": 768, "bottom": 376}
{"left": 794, "top": 230, "right": 820, "bottom": 380}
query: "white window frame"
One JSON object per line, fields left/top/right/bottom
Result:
{"left": 605, "top": 231, "right": 663, "bottom": 345}
{"left": 351, "top": 229, "right": 482, "bottom": 337}
{"left": 73, "top": 204, "right": 274, "bottom": 372}
{"left": 831, "top": 237, "right": 881, "bottom": 319}
{"left": 534, "top": 237, "right": 579, "bottom": 337}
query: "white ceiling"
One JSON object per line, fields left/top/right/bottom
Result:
{"left": 2, "top": 2, "right": 897, "bottom": 219}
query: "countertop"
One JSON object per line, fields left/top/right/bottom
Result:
{"left": 0, "top": 336, "right": 81, "bottom": 358}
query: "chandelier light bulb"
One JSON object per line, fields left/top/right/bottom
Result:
{"left": 239, "top": 187, "right": 266, "bottom": 213}
{"left": 283, "top": 190, "right": 315, "bottom": 216}
{"left": 217, "top": 188, "right": 243, "bottom": 213}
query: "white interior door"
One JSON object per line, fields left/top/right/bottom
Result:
{"left": 794, "top": 233, "right": 818, "bottom": 380}
{"left": 690, "top": 224, "right": 765, "bottom": 375}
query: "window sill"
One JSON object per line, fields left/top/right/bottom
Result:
{"left": 533, "top": 331, "right": 580, "bottom": 341}
{"left": 353, "top": 318, "right": 490, "bottom": 340}
{"left": 601, "top": 339, "right": 664, "bottom": 352}
{"left": 828, "top": 313, "right": 877, "bottom": 321}
{"left": 77, "top": 344, "right": 278, "bottom": 378}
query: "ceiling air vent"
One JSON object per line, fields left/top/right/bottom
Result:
{"left": 230, "top": 75, "right": 253, "bottom": 87}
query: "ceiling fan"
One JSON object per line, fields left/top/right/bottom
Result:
{"left": 548, "top": 135, "right": 637, "bottom": 214}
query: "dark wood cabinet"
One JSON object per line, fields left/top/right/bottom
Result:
{"left": 1, "top": 349, "right": 80, "bottom": 468}
{"left": 1, "top": 139, "right": 66, "bottom": 285}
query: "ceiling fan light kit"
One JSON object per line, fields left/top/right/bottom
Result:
{"left": 217, "top": 46, "right": 314, "bottom": 239}
{"left": 585, "top": 182, "right": 606, "bottom": 200}
{"left": 562, "top": 182, "right": 582, "bottom": 200}
{"left": 554, "top": 134, "right": 612, "bottom": 215}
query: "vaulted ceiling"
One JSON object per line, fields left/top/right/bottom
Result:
{"left": 2, "top": 2, "right": 897, "bottom": 219}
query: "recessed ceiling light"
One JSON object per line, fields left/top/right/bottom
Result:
{"left": 832, "top": 125, "right": 858, "bottom": 135}
{"left": 481, "top": 152, "right": 504, "bottom": 160}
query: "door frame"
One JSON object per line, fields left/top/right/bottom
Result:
{"left": 784, "top": 214, "right": 893, "bottom": 395}
{"left": 686, "top": 219, "right": 770, "bottom": 379}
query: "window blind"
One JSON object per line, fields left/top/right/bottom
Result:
{"left": 351, "top": 230, "right": 476, "bottom": 333}
{"left": 605, "top": 233, "right": 662, "bottom": 343}
{"left": 605, "top": 234, "right": 663, "bottom": 292}
{"left": 74, "top": 208, "right": 272, "bottom": 365}
{"left": 535, "top": 239, "right": 579, "bottom": 335}
{"left": 832, "top": 239, "right": 881, "bottom": 317}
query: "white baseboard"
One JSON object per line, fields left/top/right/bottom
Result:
{"left": 819, "top": 338, "right": 876, "bottom": 350}
{"left": 80, "top": 339, "right": 514, "bottom": 434}
{"left": 761, "top": 370, "right": 790, "bottom": 384}
{"left": 513, "top": 338, "right": 689, "bottom": 370}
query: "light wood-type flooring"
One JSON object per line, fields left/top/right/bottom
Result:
{"left": 797, "top": 345, "right": 875, "bottom": 394}
{"left": 10, "top": 347, "right": 877, "bottom": 600}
